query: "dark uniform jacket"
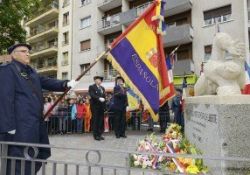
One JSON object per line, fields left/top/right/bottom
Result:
{"left": 88, "top": 84, "right": 106, "bottom": 110}
{"left": 0, "top": 60, "right": 68, "bottom": 160}
{"left": 113, "top": 85, "right": 128, "bottom": 111}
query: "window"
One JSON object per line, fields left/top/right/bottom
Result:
{"left": 47, "top": 57, "right": 56, "bottom": 67}
{"left": 80, "top": 39, "right": 91, "bottom": 51}
{"left": 63, "top": 32, "right": 69, "bottom": 45}
{"left": 80, "top": 16, "right": 91, "bottom": 29}
{"left": 176, "top": 50, "right": 190, "bottom": 60}
{"left": 62, "top": 72, "right": 68, "bottom": 80}
{"left": 63, "top": 0, "right": 70, "bottom": 7}
{"left": 62, "top": 52, "right": 68, "bottom": 66}
{"left": 80, "top": 0, "right": 91, "bottom": 6}
{"left": 63, "top": 12, "right": 69, "bottom": 26}
{"left": 204, "top": 45, "right": 212, "bottom": 61}
{"left": 48, "top": 38, "right": 57, "bottom": 48}
{"left": 80, "top": 63, "right": 90, "bottom": 75}
{"left": 204, "top": 5, "right": 231, "bottom": 26}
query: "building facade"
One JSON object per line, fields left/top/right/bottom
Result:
{"left": 57, "top": 0, "right": 72, "bottom": 80}
{"left": 25, "top": 1, "right": 59, "bottom": 79}
{"left": 25, "top": 0, "right": 250, "bottom": 89}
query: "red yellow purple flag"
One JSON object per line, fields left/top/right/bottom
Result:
{"left": 107, "top": 0, "right": 175, "bottom": 121}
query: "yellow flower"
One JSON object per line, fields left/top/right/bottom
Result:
{"left": 186, "top": 165, "right": 200, "bottom": 174}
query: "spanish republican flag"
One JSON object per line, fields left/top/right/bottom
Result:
{"left": 107, "top": 0, "right": 175, "bottom": 121}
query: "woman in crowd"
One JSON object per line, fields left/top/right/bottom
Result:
{"left": 76, "top": 99, "right": 85, "bottom": 133}
{"left": 57, "top": 98, "right": 69, "bottom": 134}
{"left": 84, "top": 97, "right": 92, "bottom": 132}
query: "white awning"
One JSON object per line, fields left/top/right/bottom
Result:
{"left": 73, "top": 81, "right": 115, "bottom": 92}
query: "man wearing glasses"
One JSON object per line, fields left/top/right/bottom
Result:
{"left": 0, "top": 43, "right": 78, "bottom": 175}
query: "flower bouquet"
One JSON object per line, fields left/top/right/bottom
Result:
{"left": 130, "top": 124, "right": 208, "bottom": 174}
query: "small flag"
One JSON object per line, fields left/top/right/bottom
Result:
{"left": 242, "top": 62, "right": 250, "bottom": 94}
{"left": 126, "top": 88, "right": 140, "bottom": 111}
{"left": 180, "top": 76, "right": 187, "bottom": 112}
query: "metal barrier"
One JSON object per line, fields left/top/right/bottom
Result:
{"left": 45, "top": 111, "right": 172, "bottom": 135}
{"left": 1, "top": 141, "right": 250, "bottom": 175}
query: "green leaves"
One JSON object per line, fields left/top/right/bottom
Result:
{"left": 0, "top": 0, "right": 42, "bottom": 54}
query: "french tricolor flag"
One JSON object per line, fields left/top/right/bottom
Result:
{"left": 243, "top": 62, "right": 250, "bottom": 94}
{"left": 166, "top": 54, "right": 176, "bottom": 84}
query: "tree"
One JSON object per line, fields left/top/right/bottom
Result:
{"left": 0, "top": 0, "right": 41, "bottom": 54}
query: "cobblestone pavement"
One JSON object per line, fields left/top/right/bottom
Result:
{"left": 38, "top": 130, "right": 163, "bottom": 175}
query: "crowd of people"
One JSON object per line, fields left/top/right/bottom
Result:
{"left": 42, "top": 84, "right": 185, "bottom": 138}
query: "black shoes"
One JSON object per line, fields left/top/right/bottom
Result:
{"left": 120, "top": 135, "right": 127, "bottom": 138}
{"left": 147, "top": 128, "right": 153, "bottom": 132}
{"left": 115, "top": 134, "right": 127, "bottom": 138}
{"left": 94, "top": 136, "right": 101, "bottom": 141}
{"left": 94, "top": 136, "right": 104, "bottom": 141}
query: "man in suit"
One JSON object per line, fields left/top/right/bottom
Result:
{"left": 113, "top": 76, "right": 128, "bottom": 138}
{"left": 88, "top": 76, "right": 106, "bottom": 141}
{"left": 0, "top": 43, "right": 78, "bottom": 175}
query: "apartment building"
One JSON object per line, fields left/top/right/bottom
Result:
{"left": 57, "top": 0, "right": 73, "bottom": 80}
{"left": 192, "top": 0, "right": 250, "bottom": 73}
{"left": 70, "top": 0, "right": 195, "bottom": 91}
{"left": 25, "top": 1, "right": 59, "bottom": 79}
{"left": 24, "top": 0, "right": 250, "bottom": 89}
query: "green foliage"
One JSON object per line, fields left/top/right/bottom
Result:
{"left": 0, "top": 0, "right": 41, "bottom": 54}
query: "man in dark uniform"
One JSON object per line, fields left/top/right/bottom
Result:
{"left": 159, "top": 102, "right": 170, "bottom": 133}
{"left": 0, "top": 43, "right": 78, "bottom": 175}
{"left": 113, "top": 76, "right": 128, "bottom": 138}
{"left": 88, "top": 76, "right": 106, "bottom": 141}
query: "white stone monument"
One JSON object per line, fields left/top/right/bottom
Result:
{"left": 195, "top": 33, "right": 245, "bottom": 96}
{"left": 185, "top": 33, "right": 250, "bottom": 175}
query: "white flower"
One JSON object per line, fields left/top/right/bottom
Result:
{"left": 158, "top": 155, "right": 164, "bottom": 162}
{"left": 133, "top": 154, "right": 138, "bottom": 160}
{"left": 142, "top": 161, "right": 148, "bottom": 168}
{"left": 134, "top": 160, "right": 140, "bottom": 166}
{"left": 146, "top": 160, "right": 152, "bottom": 167}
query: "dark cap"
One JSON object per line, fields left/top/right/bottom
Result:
{"left": 175, "top": 88, "right": 183, "bottom": 93}
{"left": 7, "top": 43, "right": 32, "bottom": 54}
{"left": 94, "top": 76, "right": 103, "bottom": 81}
{"left": 115, "top": 76, "right": 124, "bottom": 83}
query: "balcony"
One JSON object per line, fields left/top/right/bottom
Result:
{"left": 173, "top": 59, "right": 193, "bottom": 75}
{"left": 163, "top": 24, "right": 193, "bottom": 47}
{"left": 97, "top": 14, "right": 122, "bottom": 35}
{"left": 30, "top": 44, "right": 58, "bottom": 59}
{"left": 97, "top": 0, "right": 122, "bottom": 11}
{"left": 119, "top": 2, "right": 151, "bottom": 25}
{"left": 33, "top": 59, "right": 57, "bottom": 74}
{"left": 26, "top": 2, "right": 59, "bottom": 27}
{"left": 166, "top": 0, "right": 192, "bottom": 17}
{"left": 120, "top": 0, "right": 192, "bottom": 25}
{"left": 103, "top": 69, "right": 118, "bottom": 81}
{"left": 27, "top": 26, "right": 58, "bottom": 43}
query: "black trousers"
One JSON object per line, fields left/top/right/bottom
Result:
{"left": 91, "top": 107, "right": 104, "bottom": 137}
{"left": 159, "top": 111, "right": 170, "bottom": 132}
{"left": 114, "top": 109, "right": 126, "bottom": 137}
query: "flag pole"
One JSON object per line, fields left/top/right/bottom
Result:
{"left": 43, "top": 48, "right": 110, "bottom": 119}
{"left": 170, "top": 44, "right": 181, "bottom": 55}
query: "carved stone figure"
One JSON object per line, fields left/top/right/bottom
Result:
{"left": 195, "top": 33, "right": 246, "bottom": 96}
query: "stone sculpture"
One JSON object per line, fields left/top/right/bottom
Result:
{"left": 195, "top": 33, "right": 246, "bottom": 96}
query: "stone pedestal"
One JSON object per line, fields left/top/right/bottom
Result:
{"left": 184, "top": 95, "right": 250, "bottom": 175}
